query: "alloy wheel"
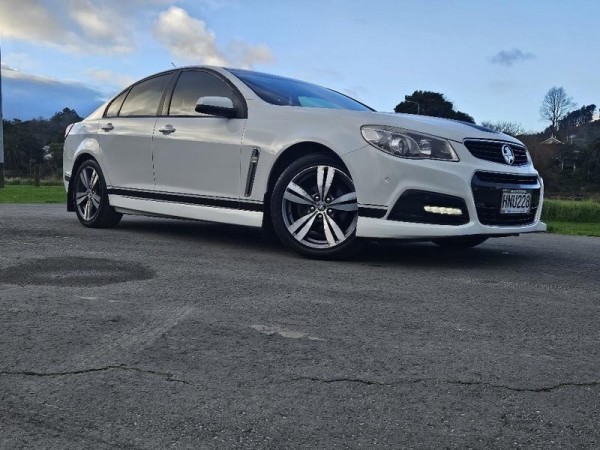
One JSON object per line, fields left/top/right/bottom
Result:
{"left": 75, "top": 166, "right": 102, "bottom": 222}
{"left": 281, "top": 165, "right": 358, "bottom": 249}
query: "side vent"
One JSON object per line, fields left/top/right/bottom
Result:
{"left": 244, "top": 148, "right": 261, "bottom": 197}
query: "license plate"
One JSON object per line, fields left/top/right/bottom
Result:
{"left": 500, "top": 189, "right": 531, "bottom": 214}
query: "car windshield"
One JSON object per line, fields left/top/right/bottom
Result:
{"left": 228, "top": 69, "right": 373, "bottom": 112}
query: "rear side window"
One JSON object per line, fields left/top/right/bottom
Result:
{"left": 169, "top": 71, "right": 239, "bottom": 116}
{"left": 119, "top": 74, "right": 172, "bottom": 117}
{"left": 105, "top": 90, "right": 128, "bottom": 118}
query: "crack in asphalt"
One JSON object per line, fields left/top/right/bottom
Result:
{"left": 4, "top": 368, "right": 599, "bottom": 393}
{"left": 289, "top": 376, "right": 600, "bottom": 393}
{"left": 0, "top": 365, "right": 191, "bottom": 385}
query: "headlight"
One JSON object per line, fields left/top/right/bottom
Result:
{"left": 361, "top": 126, "right": 459, "bottom": 161}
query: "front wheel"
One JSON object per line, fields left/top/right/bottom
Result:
{"left": 432, "top": 236, "right": 488, "bottom": 249}
{"left": 73, "top": 159, "right": 122, "bottom": 228}
{"left": 271, "top": 154, "right": 361, "bottom": 259}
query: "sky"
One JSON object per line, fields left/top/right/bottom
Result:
{"left": 0, "top": 0, "right": 598, "bottom": 132}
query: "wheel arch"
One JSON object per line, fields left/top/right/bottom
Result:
{"left": 262, "top": 141, "right": 352, "bottom": 230}
{"left": 67, "top": 153, "right": 98, "bottom": 212}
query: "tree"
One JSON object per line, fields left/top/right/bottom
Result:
{"left": 47, "top": 142, "right": 64, "bottom": 173}
{"left": 521, "top": 134, "right": 561, "bottom": 191}
{"left": 1, "top": 108, "right": 82, "bottom": 178}
{"left": 394, "top": 91, "right": 475, "bottom": 123}
{"left": 581, "top": 138, "right": 600, "bottom": 187}
{"left": 540, "top": 87, "right": 576, "bottom": 135}
{"left": 480, "top": 121, "right": 525, "bottom": 137}
{"left": 48, "top": 108, "right": 83, "bottom": 143}
{"left": 557, "top": 104, "right": 596, "bottom": 137}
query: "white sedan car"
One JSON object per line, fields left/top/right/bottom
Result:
{"left": 63, "top": 67, "right": 545, "bottom": 258}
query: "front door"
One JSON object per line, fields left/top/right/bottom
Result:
{"left": 152, "top": 70, "right": 246, "bottom": 201}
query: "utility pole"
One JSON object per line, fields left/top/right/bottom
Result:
{"left": 0, "top": 42, "right": 5, "bottom": 188}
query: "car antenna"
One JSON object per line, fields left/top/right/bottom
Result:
{"left": 171, "top": 62, "right": 176, "bottom": 68}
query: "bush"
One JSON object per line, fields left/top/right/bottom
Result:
{"left": 542, "top": 199, "right": 600, "bottom": 222}
{"left": 5, "top": 177, "right": 30, "bottom": 185}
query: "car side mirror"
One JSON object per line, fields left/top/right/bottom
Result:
{"left": 195, "top": 96, "right": 238, "bottom": 118}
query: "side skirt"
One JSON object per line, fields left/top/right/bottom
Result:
{"left": 109, "top": 195, "right": 263, "bottom": 228}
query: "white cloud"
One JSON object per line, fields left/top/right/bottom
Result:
{"left": 2, "top": 64, "right": 64, "bottom": 84}
{"left": 228, "top": 41, "right": 274, "bottom": 69}
{"left": 0, "top": 1, "right": 272, "bottom": 66}
{"left": 155, "top": 6, "right": 229, "bottom": 66}
{"left": 1, "top": 65, "right": 106, "bottom": 120}
{"left": 85, "top": 69, "right": 135, "bottom": 89}
{"left": 2, "top": 52, "right": 40, "bottom": 72}
{"left": 0, "top": 0, "right": 76, "bottom": 46}
{"left": 1, "top": 65, "right": 102, "bottom": 97}
{"left": 0, "top": 0, "right": 179, "bottom": 54}
{"left": 154, "top": 6, "right": 273, "bottom": 68}
{"left": 67, "top": 1, "right": 134, "bottom": 54}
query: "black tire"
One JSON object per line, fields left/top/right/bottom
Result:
{"left": 270, "top": 153, "right": 362, "bottom": 259}
{"left": 432, "top": 236, "right": 488, "bottom": 249}
{"left": 72, "top": 159, "right": 122, "bottom": 228}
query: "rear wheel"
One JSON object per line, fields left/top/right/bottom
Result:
{"left": 73, "top": 159, "right": 122, "bottom": 228}
{"left": 432, "top": 236, "right": 488, "bottom": 249}
{"left": 271, "top": 154, "right": 361, "bottom": 259}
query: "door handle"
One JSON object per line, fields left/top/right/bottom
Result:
{"left": 101, "top": 123, "right": 114, "bottom": 131}
{"left": 158, "top": 124, "right": 176, "bottom": 134}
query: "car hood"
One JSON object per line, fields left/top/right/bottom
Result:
{"left": 352, "top": 111, "right": 521, "bottom": 144}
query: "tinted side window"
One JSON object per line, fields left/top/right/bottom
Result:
{"left": 105, "top": 90, "right": 128, "bottom": 118}
{"left": 119, "top": 74, "right": 171, "bottom": 117}
{"left": 169, "top": 71, "right": 238, "bottom": 116}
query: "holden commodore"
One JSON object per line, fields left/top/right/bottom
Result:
{"left": 63, "top": 67, "right": 546, "bottom": 258}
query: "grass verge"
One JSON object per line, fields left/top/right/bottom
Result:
{"left": 542, "top": 199, "right": 600, "bottom": 237}
{"left": 542, "top": 199, "right": 600, "bottom": 223}
{"left": 546, "top": 221, "right": 600, "bottom": 237}
{"left": 0, "top": 185, "right": 67, "bottom": 204}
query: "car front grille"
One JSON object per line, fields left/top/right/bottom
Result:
{"left": 464, "top": 140, "right": 529, "bottom": 166}
{"left": 474, "top": 172, "right": 539, "bottom": 185}
{"left": 471, "top": 171, "right": 541, "bottom": 226}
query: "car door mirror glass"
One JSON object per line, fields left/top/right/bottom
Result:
{"left": 195, "top": 96, "right": 237, "bottom": 118}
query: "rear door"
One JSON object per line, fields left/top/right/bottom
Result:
{"left": 152, "top": 70, "right": 246, "bottom": 200}
{"left": 97, "top": 72, "right": 174, "bottom": 192}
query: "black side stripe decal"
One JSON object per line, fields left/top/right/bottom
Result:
{"left": 109, "top": 188, "right": 154, "bottom": 200}
{"left": 109, "top": 188, "right": 384, "bottom": 218}
{"left": 108, "top": 188, "right": 263, "bottom": 212}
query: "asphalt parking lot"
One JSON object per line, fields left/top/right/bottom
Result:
{"left": 1, "top": 204, "right": 599, "bottom": 449}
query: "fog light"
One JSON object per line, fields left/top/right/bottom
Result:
{"left": 423, "top": 205, "right": 463, "bottom": 216}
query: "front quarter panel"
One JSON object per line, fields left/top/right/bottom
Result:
{"left": 63, "top": 121, "right": 106, "bottom": 189}
{"left": 240, "top": 105, "right": 369, "bottom": 202}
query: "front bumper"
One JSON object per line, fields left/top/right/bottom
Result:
{"left": 343, "top": 142, "right": 546, "bottom": 240}
{"left": 356, "top": 216, "right": 547, "bottom": 239}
